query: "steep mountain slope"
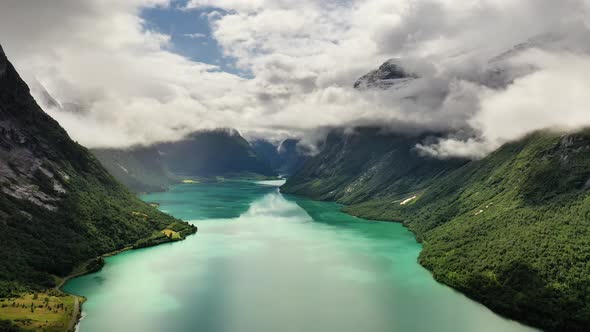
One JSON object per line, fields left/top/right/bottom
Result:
{"left": 92, "top": 146, "right": 172, "bottom": 193}
{"left": 156, "top": 129, "right": 276, "bottom": 178}
{"left": 0, "top": 44, "right": 196, "bottom": 297}
{"left": 251, "top": 138, "right": 309, "bottom": 176}
{"left": 343, "top": 130, "right": 590, "bottom": 331}
{"left": 281, "top": 127, "right": 467, "bottom": 204}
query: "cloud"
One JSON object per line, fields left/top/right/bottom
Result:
{"left": 1, "top": 0, "right": 590, "bottom": 157}
{"left": 418, "top": 49, "right": 590, "bottom": 158}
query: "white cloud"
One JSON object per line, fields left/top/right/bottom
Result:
{"left": 420, "top": 49, "right": 590, "bottom": 158}
{"left": 1, "top": 0, "right": 590, "bottom": 157}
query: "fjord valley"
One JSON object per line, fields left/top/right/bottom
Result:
{"left": 2, "top": 1, "right": 590, "bottom": 331}
{"left": 92, "top": 130, "right": 292, "bottom": 193}
{"left": 62, "top": 180, "right": 536, "bottom": 332}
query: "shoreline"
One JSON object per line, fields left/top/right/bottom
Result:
{"left": 56, "top": 246, "right": 132, "bottom": 291}
{"left": 58, "top": 227, "right": 197, "bottom": 332}
{"left": 279, "top": 190, "right": 540, "bottom": 331}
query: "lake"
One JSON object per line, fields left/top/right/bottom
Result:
{"left": 63, "top": 180, "right": 537, "bottom": 332}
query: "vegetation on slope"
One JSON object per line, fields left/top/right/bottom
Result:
{"left": 0, "top": 43, "right": 196, "bottom": 330}
{"left": 281, "top": 127, "right": 466, "bottom": 204}
{"left": 284, "top": 128, "right": 590, "bottom": 331}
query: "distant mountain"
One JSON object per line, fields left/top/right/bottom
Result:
{"left": 92, "top": 146, "right": 172, "bottom": 193}
{"left": 282, "top": 127, "right": 466, "bottom": 203}
{"left": 480, "top": 29, "right": 590, "bottom": 89}
{"left": 156, "top": 129, "right": 276, "bottom": 178}
{"left": 251, "top": 138, "right": 309, "bottom": 176}
{"left": 0, "top": 44, "right": 195, "bottom": 298}
{"left": 93, "top": 129, "right": 277, "bottom": 193}
{"left": 283, "top": 60, "right": 465, "bottom": 202}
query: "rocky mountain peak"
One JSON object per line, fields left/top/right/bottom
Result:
{"left": 354, "top": 59, "right": 418, "bottom": 90}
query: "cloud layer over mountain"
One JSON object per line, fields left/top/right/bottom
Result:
{"left": 1, "top": 0, "right": 589, "bottom": 157}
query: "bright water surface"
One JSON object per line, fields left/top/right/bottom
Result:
{"left": 64, "top": 180, "right": 537, "bottom": 332}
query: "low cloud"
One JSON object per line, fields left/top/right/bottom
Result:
{"left": 420, "top": 49, "right": 590, "bottom": 158}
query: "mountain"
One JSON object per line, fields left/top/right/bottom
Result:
{"left": 155, "top": 129, "right": 276, "bottom": 179}
{"left": 93, "top": 129, "right": 278, "bottom": 193}
{"left": 479, "top": 28, "right": 590, "bottom": 89}
{"left": 251, "top": 138, "right": 309, "bottom": 176}
{"left": 353, "top": 59, "right": 418, "bottom": 90}
{"left": 0, "top": 44, "right": 196, "bottom": 299}
{"left": 92, "top": 146, "right": 172, "bottom": 193}
{"left": 281, "top": 127, "right": 467, "bottom": 204}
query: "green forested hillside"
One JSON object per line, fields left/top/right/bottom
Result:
{"left": 283, "top": 128, "right": 590, "bottom": 331}
{"left": 0, "top": 44, "right": 196, "bottom": 300}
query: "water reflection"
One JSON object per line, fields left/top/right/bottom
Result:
{"left": 64, "top": 181, "right": 537, "bottom": 332}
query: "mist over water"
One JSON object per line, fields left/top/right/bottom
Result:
{"left": 64, "top": 181, "right": 536, "bottom": 332}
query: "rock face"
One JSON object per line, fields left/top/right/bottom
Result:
{"left": 0, "top": 45, "right": 72, "bottom": 212}
{"left": 0, "top": 44, "right": 191, "bottom": 294}
{"left": 353, "top": 59, "right": 417, "bottom": 90}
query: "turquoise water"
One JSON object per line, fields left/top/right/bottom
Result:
{"left": 64, "top": 180, "right": 537, "bottom": 332}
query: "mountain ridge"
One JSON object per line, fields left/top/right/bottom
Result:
{"left": 0, "top": 44, "right": 196, "bottom": 300}
{"left": 92, "top": 129, "right": 278, "bottom": 193}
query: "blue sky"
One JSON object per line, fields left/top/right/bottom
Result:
{"left": 141, "top": 1, "right": 244, "bottom": 75}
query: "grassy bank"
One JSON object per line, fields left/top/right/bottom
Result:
{"left": 0, "top": 222, "right": 197, "bottom": 332}
{"left": 0, "top": 292, "right": 78, "bottom": 332}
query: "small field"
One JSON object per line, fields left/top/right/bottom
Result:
{"left": 0, "top": 292, "right": 78, "bottom": 332}
{"left": 161, "top": 228, "right": 182, "bottom": 240}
